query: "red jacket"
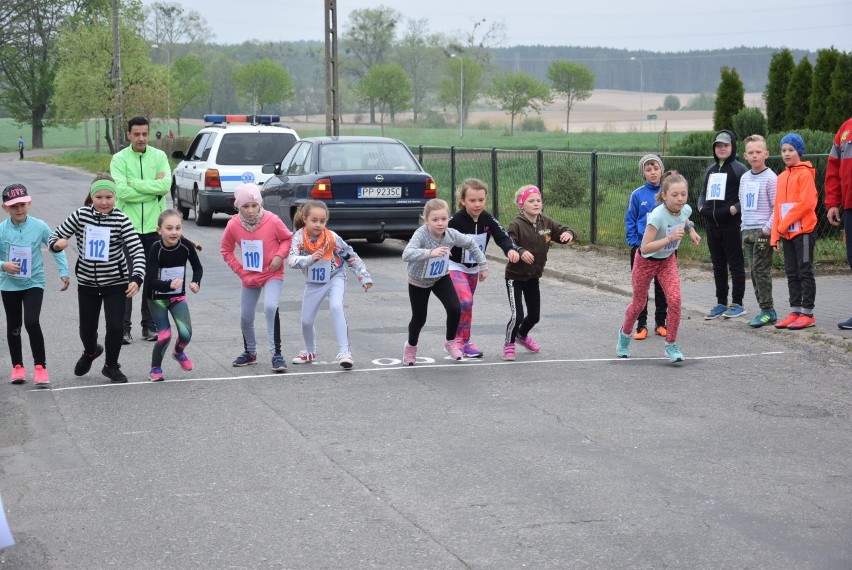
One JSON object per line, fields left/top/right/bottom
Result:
{"left": 771, "top": 161, "right": 818, "bottom": 246}
{"left": 221, "top": 210, "right": 293, "bottom": 288}
{"left": 825, "top": 117, "right": 852, "bottom": 210}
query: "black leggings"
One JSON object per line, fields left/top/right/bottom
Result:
{"left": 2, "top": 288, "right": 46, "bottom": 367}
{"left": 505, "top": 278, "right": 541, "bottom": 343}
{"left": 79, "top": 284, "right": 126, "bottom": 367}
{"left": 407, "top": 276, "right": 460, "bottom": 346}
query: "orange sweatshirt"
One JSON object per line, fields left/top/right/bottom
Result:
{"left": 770, "top": 161, "right": 818, "bottom": 246}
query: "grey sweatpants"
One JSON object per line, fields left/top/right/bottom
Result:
{"left": 300, "top": 272, "right": 350, "bottom": 355}
{"left": 240, "top": 279, "right": 283, "bottom": 356}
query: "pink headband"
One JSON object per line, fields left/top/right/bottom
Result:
{"left": 516, "top": 186, "right": 541, "bottom": 208}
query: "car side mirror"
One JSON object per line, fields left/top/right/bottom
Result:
{"left": 262, "top": 163, "right": 280, "bottom": 175}
{"left": 172, "top": 150, "right": 186, "bottom": 160}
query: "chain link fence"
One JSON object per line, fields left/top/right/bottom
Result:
{"left": 415, "top": 147, "right": 843, "bottom": 266}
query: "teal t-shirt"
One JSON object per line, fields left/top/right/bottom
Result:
{"left": 642, "top": 203, "right": 692, "bottom": 260}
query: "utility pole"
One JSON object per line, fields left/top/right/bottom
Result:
{"left": 324, "top": 0, "right": 340, "bottom": 136}
{"left": 112, "top": 0, "right": 123, "bottom": 150}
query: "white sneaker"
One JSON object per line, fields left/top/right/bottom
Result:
{"left": 292, "top": 351, "right": 316, "bottom": 364}
{"left": 336, "top": 352, "right": 353, "bottom": 369}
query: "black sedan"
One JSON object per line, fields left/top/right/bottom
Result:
{"left": 260, "top": 136, "right": 437, "bottom": 242}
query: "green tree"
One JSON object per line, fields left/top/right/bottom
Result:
{"left": 169, "top": 55, "right": 209, "bottom": 135}
{"left": 784, "top": 56, "right": 812, "bottom": 130}
{"left": 663, "top": 95, "right": 681, "bottom": 111}
{"left": 0, "top": 0, "right": 108, "bottom": 148}
{"left": 763, "top": 48, "right": 795, "bottom": 132}
{"left": 396, "top": 18, "right": 444, "bottom": 123}
{"left": 342, "top": 5, "right": 400, "bottom": 123}
{"left": 486, "top": 71, "right": 553, "bottom": 135}
{"left": 546, "top": 60, "right": 594, "bottom": 133}
{"left": 437, "top": 55, "right": 484, "bottom": 128}
{"left": 203, "top": 51, "right": 238, "bottom": 115}
{"left": 732, "top": 107, "right": 767, "bottom": 138}
{"left": 713, "top": 66, "right": 744, "bottom": 132}
{"left": 357, "top": 63, "right": 411, "bottom": 135}
{"left": 825, "top": 52, "right": 852, "bottom": 132}
{"left": 232, "top": 59, "right": 295, "bottom": 114}
{"left": 52, "top": 16, "right": 161, "bottom": 153}
{"left": 806, "top": 47, "right": 840, "bottom": 131}
{"left": 143, "top": 0, "right": 211, "bottom": 46}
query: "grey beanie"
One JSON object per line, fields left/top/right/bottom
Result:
{"left": 638, "top": 154, "right": 664, "bottom": 178}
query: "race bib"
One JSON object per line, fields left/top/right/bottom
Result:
{"left": 241, "top": 239, "right": 263, "bottom": 272}
{"left": 780, "top": 203, "right": 801, "bottom": 233}
{"left": 8, "top": 245, "right": 31, "bottom": 279}
{"left": 84, "top": 225, "right": 111, "bottom": 261}
{"left": 307, "top": 259, "right": 332, "bottom": 283}
{"left": 741, "top": 181, "right": 759, "bottom": 211}
{"left": 423, "top": 253, "right": 449, "bottom": 279}
{"left": 462, "top": 233, "right": 487, "bottom": 264}
{"left": 706, "top": 173, "right": 727, "bottom": 201}
{"left": 663, "top": 223, "right": 684, "bottom": 251}
{"left": 159, "top": 266, "right": 185, "bottom": 294}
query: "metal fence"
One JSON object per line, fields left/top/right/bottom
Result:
{"left": 414, "top": 147, "right": 843, "bottom": 265}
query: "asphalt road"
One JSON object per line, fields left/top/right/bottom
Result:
{"left": 1, "top": 154, "right": 851, "bottom": 569}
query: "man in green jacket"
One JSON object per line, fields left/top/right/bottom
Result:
{"left": 110, "top": 116, "right": 172, "bottom": 343}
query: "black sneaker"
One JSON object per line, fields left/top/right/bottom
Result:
{"left": 102, "top": 363, "right": 128, "bottom": 383}
{"left": 142, "top": 326, "right": 157, "bottom": 341}
{"left": 122, "top": 330, "right": 132, "bottom": 345}
{"left": 74, "top": 345, "right": 104, "bottom": 376}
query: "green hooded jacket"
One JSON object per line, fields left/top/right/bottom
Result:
{"left": 110, "top": 145, "right": 172, "bottom": 234}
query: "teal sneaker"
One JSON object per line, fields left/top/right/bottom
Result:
{"left": 616, "top": 329, "right": 632, "bottom": 358}
{"left": 749, "top": 310, "right": 778, "bottom": 328}
{"left": 664, "top": 342, "right": 684, "bottom": 362}
{"left": 705, "top": 304, "right": 727, "bottom": 320}
{"left": 722, "top": 303, "right": 746, "bottom": 318}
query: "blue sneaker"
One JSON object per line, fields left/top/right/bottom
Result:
{"left": 838, "top": 317, "right": 852, "bottom": 330}
{"left": 271, "top": 354, "right": 288, "bottom": 373}
{"left": 616, "top": 329, "right": 632, "bottom": 358}
{"left": 749, "top": 310, "right": 777, "bottom": 328}
{"left": 232, "top": 351, "right": 257, "bottom": 367}
{"left": 722, "top": 303, "right": 746, "bottom": 319}
{"left": 664, "top": 342, "right": 684, "bottom": 362}
{"left": 705, "top": 304, "right": 727, "bottom": 320}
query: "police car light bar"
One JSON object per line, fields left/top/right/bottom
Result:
{"left": 203, "top": 114, "right": 281, "bottom": 125}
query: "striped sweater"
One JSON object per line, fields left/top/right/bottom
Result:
{"left": 48, "top": 206, "right": 145, "bottom": 288}
{"left": 738, "top": 167, "right": 777, "bottom": 233}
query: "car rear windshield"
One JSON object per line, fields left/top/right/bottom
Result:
{"left": 320, "top": 142, "right": 420, "bottom": 172}
{"left": 217, "top": 132, "right": 298, "bottom": 166}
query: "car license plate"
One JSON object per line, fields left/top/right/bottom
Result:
{"left": 358, "top": 186, "right": 402, "bottom": 198}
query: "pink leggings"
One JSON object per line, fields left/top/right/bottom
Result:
{"left": 622, "top": 252, "right": 682, "bottom": 343}
{"left": 450, "top": 270, "right": 479, "bottom": 342}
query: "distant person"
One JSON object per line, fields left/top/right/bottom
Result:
{"left": 155, "top": 130, "right": 162, "bottom": 140}
{"left": 1, "top": 184, "right": 70, "bottom": 388}
{"left": 825, "top": 116, "right": 852, "bottom": 330}
{"left": 624, "top": 154, "right": 668, "bottom": 340}
{"left": 48, "top": 174, "right": 146, "bottom": 384}
{"left": 618, "top": 171, "right": 701, "bottom": 362}
{"left": 168, "top": 130, "right": 174, "bottom": 139}
{"left": 697, "top": 129, "right": 748, "bottom": 320}
{"left": 738, "top": 135, "right": 778, "bottom": 328}
{"left": 402, "top": 199, "right": 487, "bottom": 365}
{"left": 771, "top": 133, "right": 818, "bottom": 331}
{"left": 287, "top": 201, "right": 372, "bottom": 370}
{"left": 503, "top": 186, "right": 575, "bottom": 361}
{"left": 448, "top": 178, "right": 518, "bottom": 358}
{"left": 17, "top": 137, "right": 24, "bottom": 160}
{"left": 145, "top": 209, "right": 203, "bottom": 382}
{"left": 220, "top": 183, "right": 293, "bottom": 373}
{"left": 110, "top": 116, "right": 171, "bottom": 344}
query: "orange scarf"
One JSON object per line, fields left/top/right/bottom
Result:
{"left": 301, "top": 228, "right": 335, "bottom": 260}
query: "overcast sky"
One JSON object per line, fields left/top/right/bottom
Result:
{"left": 171, "top": 0, "right": 850, "bottom": 52}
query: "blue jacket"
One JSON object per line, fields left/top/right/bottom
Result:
{"left": 0, "top": 215, "right": 69, "bottom": 291}
{"left": 624, "top": 182, "right": 660, "bottom": 247}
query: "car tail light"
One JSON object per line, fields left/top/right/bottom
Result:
{"left": 424, "top": 176, "right": 437, "bottom": 199}
{"left": 311, "top": 178, "right": 333, "bottom": 200}
{"left": 204, "top": 169, "right": 221, "bottom": 190}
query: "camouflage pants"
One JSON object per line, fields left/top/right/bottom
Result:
{"left": 742, "top": 228, "right": 774, "bottom": 311}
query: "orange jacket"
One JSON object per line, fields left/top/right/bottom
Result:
{"left": 771, "top": 161, "right": 818, "bottom": 246}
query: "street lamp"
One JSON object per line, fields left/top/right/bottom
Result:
{"left": 630, "top": 56, "right": 644, "bottom": 132}
{"left": 152, "top": 44, "right": 171, "bottom": 130}
{"left": 450, "top": 53, "right": 464, "bottom": 139}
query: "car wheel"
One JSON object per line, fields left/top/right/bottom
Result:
{"left": 174, "top": 184, "right": 191, "bottom": 220}
{"left": 194, "top": 191, "right": 212, "bottom": 226}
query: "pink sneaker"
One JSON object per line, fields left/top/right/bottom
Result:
{"left": 172, "top": 352, "right": 193, "bottom": 371}
{"left": 444, "top": 340, "right": 463, "bottom": 360}
{"left": 10, "top": 364, "right": 26, "bottom": 384}
{"left": 516, "top": 334, "right": 540, "bottom": 353}
{"left": 502, "top": 342, "right": 516, "bottom": 361}
{"left": 403, "top": 342, "right": 417, "bottom": 365}
{"left": 33, "top": 365, "right": 50, "bottom": 388}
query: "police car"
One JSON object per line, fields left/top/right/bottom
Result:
{"left": 171, "top": 115, "right": 299, "bottom": 226}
